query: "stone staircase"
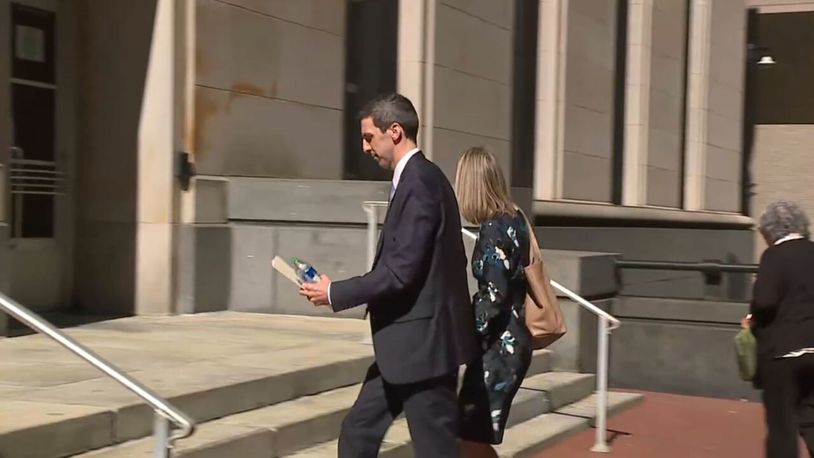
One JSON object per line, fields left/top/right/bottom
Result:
{"left": 0, "top": 312, "right": 641, "bottom": 458}
{"left": 289, "top": 374, "right": 640, "bottom": 458}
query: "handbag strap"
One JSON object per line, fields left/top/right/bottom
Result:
{"left": 516, "top": 208, "right": 542, "bottom": 264}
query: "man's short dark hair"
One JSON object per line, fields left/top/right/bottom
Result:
{"left": 359, "top": 92, "right": 420, "bottom": 142}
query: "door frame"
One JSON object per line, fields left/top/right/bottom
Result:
{"left": 5, "top": 0, "right": 76, "bottom": 311}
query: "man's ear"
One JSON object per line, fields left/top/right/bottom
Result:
{"left": 390, "top": 123, "right": 403, "bottom": 143}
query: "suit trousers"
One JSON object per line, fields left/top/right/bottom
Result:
{"left": 761, "top": 353, "right": 814, "bottom": 458}
{"left": 338, "top": 364, "right": 459, "bottom": 458}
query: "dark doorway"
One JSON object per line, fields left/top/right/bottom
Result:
{"left": 752, "top": 11, "right": 814, "bottom": 125}
{"left": 10, "top": 3, "right": 57, "bottom": 238}
{"left": 510, "top": 0, "right": 539, "bottom": 189}
{"left": 611, "top": 0, "right": 629, "bottom": 205}
{"left": 343, "top": 0, "right": 399, "bottom": 181}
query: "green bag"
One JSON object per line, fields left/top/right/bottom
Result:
{"left": 735, "top": 328, "right": 757, "bottom": 382}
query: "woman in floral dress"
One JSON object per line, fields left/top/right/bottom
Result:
{"left": 454, "top": 147, "right": 532, "bottom": 458}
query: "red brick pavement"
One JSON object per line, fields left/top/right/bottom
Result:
{"left": 534, "top": 390, "right": 808, "bottom": 458}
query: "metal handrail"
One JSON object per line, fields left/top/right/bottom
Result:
{"left": 362, "top": 201, "right": 389, "bottom": 269}
{"left": 616, "top": 259, "right": 758, "bottom": 273}
{"left": 0, "top": 293, "right": 195, "bottom": 457}
{"left": 362, "top": 201, "right": 619, "bottom": 453}
{"left": 550, "top": 278, "right": 621, "bottom": 330}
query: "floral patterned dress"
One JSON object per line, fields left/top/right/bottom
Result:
{"left": 458, "top": 210, "right": 532, "bottom": 444}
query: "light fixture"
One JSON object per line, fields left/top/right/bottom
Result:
{"left": 747, "top": 43, "right": 777, "bottom": 66}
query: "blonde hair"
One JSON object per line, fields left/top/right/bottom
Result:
{"left": 454, "top": 146, "right": 516, "bottom": 225}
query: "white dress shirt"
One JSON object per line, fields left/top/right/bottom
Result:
{"left": 390, "top": 148, "right": 421, "bottom": 200}
{"left": 774, "top": 233, "right": 804, "bottom": 246}
{"left": 327, "top": 148, "right": 421, "bottom": 305}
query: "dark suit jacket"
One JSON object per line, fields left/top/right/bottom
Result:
{"left": 330, "top": 152, "right": 478, "bottom": 384}
{"left": 751, "top": 238, "right": 814, "bottom": 385}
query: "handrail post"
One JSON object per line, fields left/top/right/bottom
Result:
{"left": 591, "top": 316, "right": 611, "bottom": 453}
{"left": 154, "top": 412, "right": 171, "bottom": 458}
{"left": 360, "top": 203, "right": 382, "bottom": 346}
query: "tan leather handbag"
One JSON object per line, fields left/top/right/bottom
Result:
{"left": 519, "top": 210, "right": 567, "bottom": 349}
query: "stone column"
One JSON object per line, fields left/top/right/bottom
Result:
{"left": 536, "top": 0, "right": 619, "bottom": 203}
{"left": 624, "top": 0, "right": 689, "bottom": 208}
{"left": 398, "top": 0, "right": 435, "bottom": 159}
{"left": 135, "top": 0, "right": 180, "bottom": 315}
{"left": 622, "top": 0, "right": 654, "bottom": 206}
{"left": 398, "top": 0, "right": 514, "bottom": 180}
{"left": 684, "top": 0, "right": 746, "bottom": 211}
{"left": 683, "top": 0, "right": 712, "bottom": 210}
{"left": 175, "top": 0, "right": 198, "bottom": 314}
{"left": 560, "top": 0, "right": 619, "bottom": 203}
{"left": 534, "top": 0, "right": 567, "bottom": 201}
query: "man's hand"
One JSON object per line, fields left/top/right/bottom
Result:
{"left": 299, "top": 275, "right": 332, "bottom": 306}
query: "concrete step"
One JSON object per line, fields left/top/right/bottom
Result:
{"left": 287, "top": 435, "right": 414, "bottom": 458}
{"left": 78, "top": 384, "right": 362, "bottom": 457}
{"left": 456, "top": 349, "right": 552, "bottom": 382}
{"left": 288, "top": 370, "right": 605, "bottom": 458}
{"left": 495, "top": 391, "right": 644, "bottom": 457}
{"left": 521, "top": 371, "right": 596, "bottom": 411}
{"left": 456, "top": 349, "right": 553, "bottom": 388}
{"left": 1, "top": 344, "right": 374, "bottom": 458}
{"left": 78, "top": 421, "right": 272, "bottom": 458}
{"left": 289, "top": 392, "right": 642, "bottom": 458}
{"left": 508, "top": 371, "right": 596, "bottom": 426}
{"left": 373, "top": 391, "right": 643, "bottom": 458}
{"left": 76, "top": 350, "right": 553, "bottom": 458}
{"left": 525, "top": 349, "right": 554, "bottom": 379}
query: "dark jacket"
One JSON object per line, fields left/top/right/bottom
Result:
{"left": 751, "top": 238, "right": 814, "bottom": 385}
{"left": 330, "top": 152, "right": 478, "bottom": 384}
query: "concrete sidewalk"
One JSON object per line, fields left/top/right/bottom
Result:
{"left": 534, "top": 390, "right": 808, "bottom": 458}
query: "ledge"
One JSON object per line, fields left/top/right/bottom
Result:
{"left": 532, "top": 200, "right": 754, "bottom": 228}
{"left": 613, "top": 296, "right": 747, "bottom": 324}
{"left": 194, "top": 177, "right": 755, "bottom": 229}
{"left": 216, "top": 178, "right": 389, "bottom": 225}
{"left": 541, "top": 250, "right": 620, "bottom": 298}
{"left": 756, "top": 4, "right": 814, "bottom": 13}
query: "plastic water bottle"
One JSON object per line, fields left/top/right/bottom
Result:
{"left": 291, "top": 257, "right": 320, "bottom": 284}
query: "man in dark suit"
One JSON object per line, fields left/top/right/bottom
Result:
{"left": 301, "top": 92, "right": 477, "bottom": 457}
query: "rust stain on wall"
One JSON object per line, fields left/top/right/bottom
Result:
{"left": 231, "top": 82, "right": 266, "bottom": 97}
{"left": 193, "top": 88, "right": 221, "bottom": 159}
{"left": 196, "top": 46, "right": 208, "bottom": 82}
{"left": 226, "top": 82, "right": 267, "bottom": 111}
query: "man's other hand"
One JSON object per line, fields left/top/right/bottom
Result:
{"left": 299, "top": 275, "right": 332, "bottom": 306}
